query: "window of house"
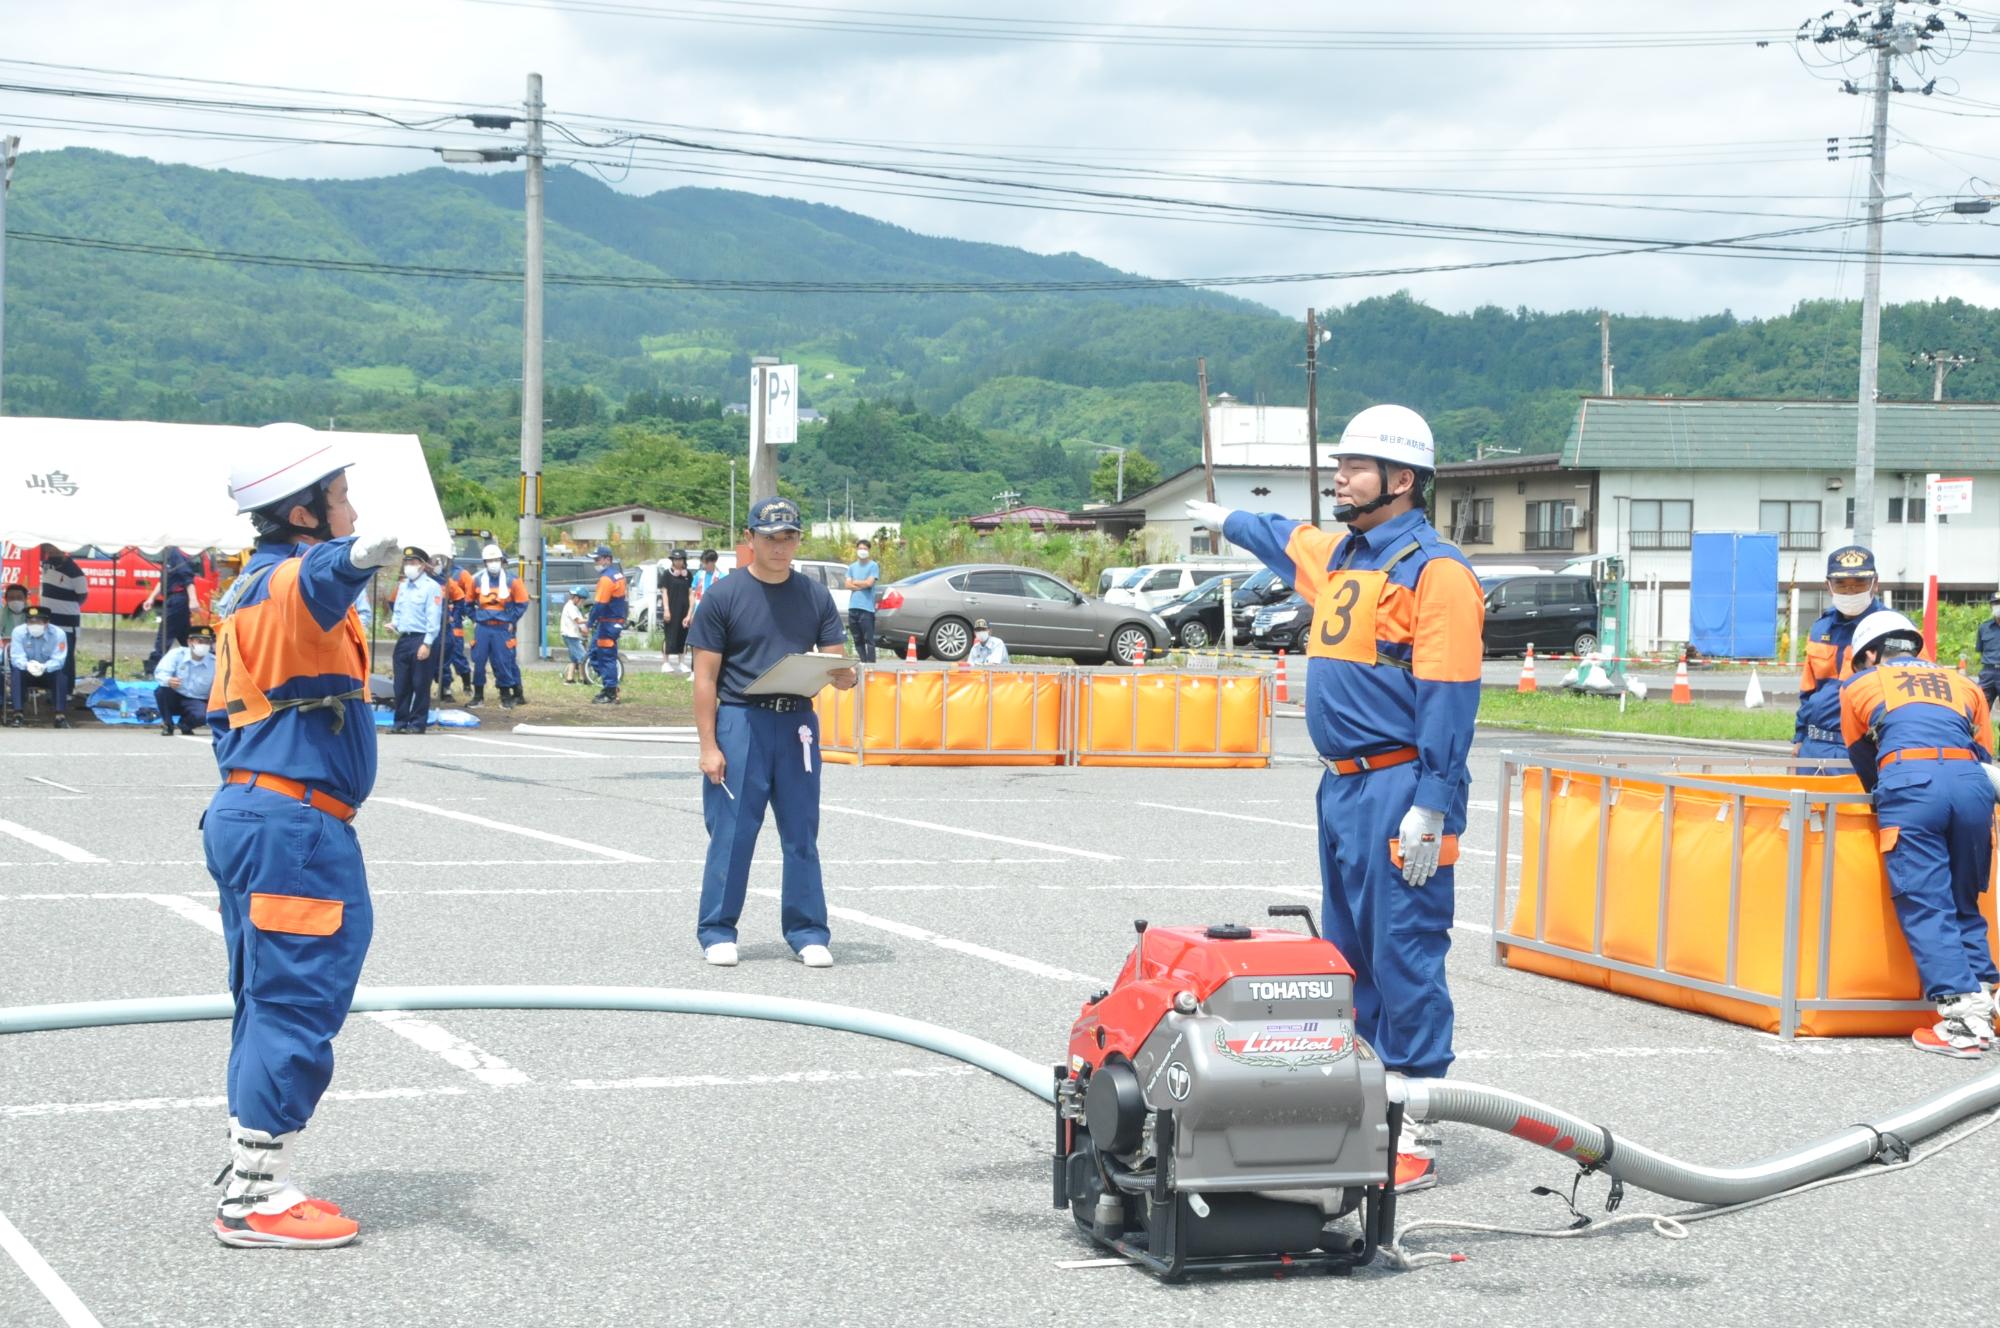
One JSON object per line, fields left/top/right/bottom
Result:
{"left": 1448, "top": 497, "right": 1493, "bottom": 545}
{"left": 1630, "top": 499, "right": 1693, "bottom": 550}
{"left": 1190, "top": 528, "right": 1214, "bottom": 555}
{"left": 1757, "top": 500, "right": 1822, "bottom": 551}
{"left": 1524, "top": 500, "right": 1575, "bottom": 551}
{"left": 630, "top": 513, "right": 645, "bottom": 524}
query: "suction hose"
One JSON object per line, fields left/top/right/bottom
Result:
{"left": 0, "top": 985, "right": 1058, "bottom": 1104}
{"left": 1397, "top": 1069, "right": 2000, "bottom": 1206}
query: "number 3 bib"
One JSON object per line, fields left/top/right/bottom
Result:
{"left": 1307, "top": 570, "right": 1386, "bottom": 663}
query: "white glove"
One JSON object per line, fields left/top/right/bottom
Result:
{"left": 1397, "top": 804, "right": 1446, "bottom": 887}
{"left": 26, "top": 660, "right": 45, "bottom": 677}
{"left": 1183, "top": 499, "right": 1234, "bottom": 529}
{"left": 1985, "top": 763, "right": 2000, "bottom": 804}
{"left": 348, "top": 532, "right": 402, "bottom": 570}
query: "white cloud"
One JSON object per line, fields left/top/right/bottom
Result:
{"left": 5, "top": 0, "right": 1999, "bottom": 319}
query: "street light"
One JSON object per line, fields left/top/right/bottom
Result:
{"left": 1092, "top": 445, "right": 1128, "bottom": 502}
{"left": 436, "top": 147, "right": 521, "bottom": 164}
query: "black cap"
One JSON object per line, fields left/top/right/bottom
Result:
{"left": 402, "top": 546, "right": 429, "bottom": 563}
{"left": 1826, "top": 545, "right": 1876, "bottom": 577}
{"left": 189, "top": 624, "right": 216, "bottom": 640}
{"left": 747, "top": 496, "right": 803, "bottom": 533}
{"left": 24, "top": 603, "right": 50, "bottom": 621}
{"left": 669, "top": 549, "right": 687, "bottom": 562}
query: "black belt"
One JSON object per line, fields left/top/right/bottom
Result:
{"left": 735, "top": 696, "right": 812, "bottom": 714}
{"left": 399, "top": 631, "right": 428, "bottom": 640}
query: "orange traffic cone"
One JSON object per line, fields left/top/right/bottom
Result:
{"left": 1959, "top": 653, "right": 1969, "bottom": 675}
{"left": 1671, "top": 653, "right": 1693, "bottom": 706}
{"left": 905, "top": 634, "right": 918, "bottom": 663}
{"left": 1133, "top": 637, "right": 1148, "bottom": 668}
{"left": 1517, "top": 643, "right": 1537, "bottom": 693}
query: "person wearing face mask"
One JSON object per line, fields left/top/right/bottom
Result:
{"left": 1976, "top": 592, "right": 2000, "bottom": 709}
{"left": 202, "top": 422, "right": 402, "bottom": 1249}
{"left": 1795, "top": 545, "right": 1886, "bottom": 763}
{"left": 658, "top": 549, "right": 692, "bottom": 674}
{"left": 844, "top": 538, "right": 881, "bottom": 663}
{"left": 432, "top": 553, "right": 475, "bottom": 704}
{"left": 966, "top": 617, "right": 1009, "bottom": 665}
{"left": 586, "top": 543, "right": 629, "bottom": 705}
{"left": 387, "top": 547, "right": 444, "bottom": 735}
{"left": 7, "top": 603, "right": 71, "bottom": 728}
{"left": 469, "top": 542, "right": 530, "bottom": 709}
{"left": 152, "top": 623, "right": 217, "bottom": 736}
{"left": 141, "top": 545, "right": 200, "bottom": 676}
{"left": 0, "top": 585, "right": 24, "bottom": 724}
{"left": 1183, "top": 403, "right": 1484, "bottom": 1197}
{"left": 33, "top": 545, "right": 87, "bottom": 709}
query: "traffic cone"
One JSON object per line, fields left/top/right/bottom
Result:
{"left": 1671, "top": 654, "right": 1693, "bottom": 706}
{"left": 1959, "top": 653, "right": 1969, "bottom": 675}
{"left": 1743, "top": 666, "right": 1765, "bottom": 710}
{"left": 956, "top": 654, "right": 970, "bottom": 673}
{"left": 1275, "top": 648, "right": 1290, "bottom": 703}
{"left": 1133, "top": 637, "right": 1148, "bottom": 668}
{"left": 1517, "top": 643, "right": 1537, "bottom": 694}
{"left": 905, "top": 634, "right": 918, "bottom": 663}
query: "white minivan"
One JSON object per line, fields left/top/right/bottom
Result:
{"left": 1106, "top": 563, "right": 1263, "bottom": 612}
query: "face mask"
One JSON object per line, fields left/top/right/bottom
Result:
{"left": 485, "top": 561, "right": 503, "bottom": 575}
{"left": 191, "top": 642, "right": 210, "bottom": 659}
{"left": 1992, "top": 605, "right": 2000, "bottom": 620}
{"left": 4, "top": 602, "right": 21, "bottom": 615}
{"left": 1831, "top": 590, "right": 1873, "bottom": 616}
{"left": 27, "top": 624, "right": 45, "bottom": 638}
{"left": 975, "top": 631, "right": 989, "bottom": 643}
{"left": 404, "top": 565, "right": 422, "bottom": 581}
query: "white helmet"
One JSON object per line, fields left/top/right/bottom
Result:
{"left": 481, "top": 543, "right": 504, "bottom": 562}
{"left": 229, "top": 422, "right": 348, "bottom": 515}
{"left": 1851, "top": 609, "right": 1924, "bottom": 664}
{"left": 1333, "top": 404, "right": 1434, "bottom": 472}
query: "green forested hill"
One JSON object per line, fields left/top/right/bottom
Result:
{"left": 8, "top": 148, "right": 2000, "bottom": 525}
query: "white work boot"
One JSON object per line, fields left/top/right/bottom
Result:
{"left": 797, "top": 944, "right": 833, "bottom": 969}
{"left": 704, "top": 942, "right": 739, "bottom": 967}
{"left": 1913, "top": 992, "right": 1995, "bottom": 1059}
{"left": 213, "top": 1124, "right": 358, "bottom": 1248}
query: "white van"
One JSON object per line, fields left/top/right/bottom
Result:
{"left": 1106, "top": 563, "right": 1263, "bottom": 612}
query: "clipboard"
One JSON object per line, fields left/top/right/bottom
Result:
{"left": 744, "top": 652, "right": 853, "bottom": 697}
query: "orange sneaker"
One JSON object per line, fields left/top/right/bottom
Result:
{"left": 213, "top": 1200, "right": 358, "bottom": 1249}
{"left": 1393, "top": 1152, "right": 1438, "bottom": 1194}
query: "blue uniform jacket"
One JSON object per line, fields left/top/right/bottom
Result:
{"left": 1795, "top": 601, "right": 1881, "bottom": 747}
{"left": 390, "top": 574, "right": 444, "bottom": 645}
{"left": 1841, "top": 658, "right": 1994, "bottom": 793}
{"left": 154, "top": 643, "right": 216, "bottom": 698}
{"left": 9, "top": 623, "right": 69, "bottom": 670}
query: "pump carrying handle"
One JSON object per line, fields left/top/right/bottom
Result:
{"left": 1267, "top": 904, "right": 1320, "bottom": 938}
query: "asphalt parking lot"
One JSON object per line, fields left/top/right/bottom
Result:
{"left": 2, "top": 720, "right": 1996, "bottom": 1327}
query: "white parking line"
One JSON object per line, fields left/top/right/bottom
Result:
{"left": 0, "top": 1207, "right": 102, "bottom": 1327}
{"left": 445, "top": 735, "right": 607, "bottom": 758}
{"left": 0, "top": 819, "right": 105, "bottom": 864}
{"left": 363, "top": 1011, "right": 530, "bottom": 1086}
{"left": 25, "top": 776, "right": 83, "bottom": 794}
{"left": 370, "top": 797, "right": 653, "bottom": 863}
{"left": 760, "top": 891, "right": 1098, "bottom": 981}
{"left": 1137, "top": 802, "right": 1312, "bottom": 830}
{"left": 145, "top": 894, "right": 222, "bottom": 935}
{"left": 820, "top": 805, "right": 1118, "bottom": 861}
{"left": 0, "top": 1085, "right": 469, "bottom": 1121}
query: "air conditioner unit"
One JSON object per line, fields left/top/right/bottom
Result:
{"left": 1566, "top": 507, "right": 1590, "bottom": 529}
{"left": 1825, "top": 477, "right": 1845, "bottom": 491}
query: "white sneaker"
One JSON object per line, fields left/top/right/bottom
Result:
{"left": 797, "top": 944, "right": 833, "bottom": 969}
{"left": 660, "top": 659, "right": 672, "bottom": 673}
{"left": 704, "top": 942, "right": 739, "bottom": 967}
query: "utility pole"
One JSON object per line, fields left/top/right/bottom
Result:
{"left": 1915, "top": 348, "right": 1975, "bottom": 401}
{"left": 1196, "top": 357, "right": 1215, "bottom": 503}
{"left": 1305, "top": 310, "right": 1321, "bottom": 528}
{"left": 0, "top": 134, "right": 18, "bottom": 418}
{"left": 1853, "top": 33, "right": 1891, "bottom": 549}
{"left": 517, "top": 73, "right": 546, "bottom": 664}
{"left": 729, "top": 458, "right": 738, "bottom": 532}
{"left": 749, "top": 355, "right": 779, "bottom": 505}
{"left": 1599, "top": 310, "right": 1614, "bottom": 396}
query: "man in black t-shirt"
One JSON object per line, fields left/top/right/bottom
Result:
{"left": 687, "top": 497, "right": 855, "bottom": 969}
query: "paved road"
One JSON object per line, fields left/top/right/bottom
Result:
{"left": 0, "top": 725, "right": 1992, "bottom": 1327}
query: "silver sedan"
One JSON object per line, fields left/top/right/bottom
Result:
{"left": 873, "top": 564, "right": 1166, "bottom": 665}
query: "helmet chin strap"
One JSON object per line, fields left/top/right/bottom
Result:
{"left": 1332, "top": 462, "right": 1403, "bottom": 524}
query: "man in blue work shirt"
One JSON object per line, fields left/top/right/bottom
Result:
{"left": 389, "top": 547, "right": 444, "bottom": 734}
{"left": 142, "top": 546, "right": 200, "bottom": 675}
{"left": 1186, "top": 403, "right": 1485, "bottom": 1194}
{"left": 7, "top": 604, "right": 71, "bottom": 729}
{"left": 587, "top": 543, "right": 629, "bottom": 705}
{"left": 689, "top": 497, "right": 855, "bottom": 970}
{"left": 1841, "top": 609, "right": 2000, "bottom": 1057}
{"left": 153, "top": 623, "right": 216, "bottom": 736}
{"left": 1976, "top": 592, "right": 2000, "bottom": 707}
{"left": 1795, "top": 545, "right": 1884, "bottom": 762}
{"left": 844, "top": 537, "right": 881, "bottom": 662}
{"left": 205, "top": 422, "right": 403, "bottom": 1247}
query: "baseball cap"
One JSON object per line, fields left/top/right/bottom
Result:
{"left": 748, "top": 497, "right": 803, "bottom": 533}
{"left": 973, "top": 618, "right": 989, "bottom": 630}
{"left": 1826, "top": 545, "right": 1876, "bottom": 577}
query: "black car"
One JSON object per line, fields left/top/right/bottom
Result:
{"left": 1249, "top": 591, "right": 1310, "bottom": 652}
{"left": 1155, "top": 568, "right": 1292, "bottom": 649}
{"left": 1480, "top": 573, "right": 1600, "bottom": 657}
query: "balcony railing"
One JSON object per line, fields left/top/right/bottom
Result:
{"left": 1776, "top": 531, "right": 1823, "bottom": 551}
{"left": 1522, "top": 529, "right": 1576, "bottom": 551}
{"left": 1453, "top": 523, "right": 1494, "bottom": 545}
{"left": 1630, "top": 530, "right": 1694, "bottom": 551}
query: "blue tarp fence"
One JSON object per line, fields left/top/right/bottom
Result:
{"left": 1689, "top": 531, "right": 1778, "bottom": 658}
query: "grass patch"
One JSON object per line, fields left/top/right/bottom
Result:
{"left": 1478, "top": 689, "right": 1795, "bottom": 742}
{"left": 334, "top": 365, "right": 421, "bottom": 392}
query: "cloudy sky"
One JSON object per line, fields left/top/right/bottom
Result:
{"left": 8, "top": 0, "right": 2000, "bottom": 320}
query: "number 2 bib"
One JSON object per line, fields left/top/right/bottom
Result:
{"left": 1307, "top": 569, "right": 1385, "bottom": 664}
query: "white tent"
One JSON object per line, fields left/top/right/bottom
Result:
{"left": 0, "top": 417, "right": 452, "bottom": 555}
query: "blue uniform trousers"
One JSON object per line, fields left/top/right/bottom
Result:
{"left": 848, "top": 609, "right": 877, "bottom": 663}
{"left": 1874, "top": 768, "right": 2000, "bottom": 1000}
{"left": 472, "top": 621, "right": 521, "bottom": 689}
{"left": 1798, "top": 729, "right": 1849, "bottom": 763}
{"left": 698, "top": 704, "right": 831, "bottom": 951}
{"left": 145, "top": 591, "right": 192, "bottom": 675}
{"left": 9, "top": 664, "right": 70, "bottom": 713}
{"left": 392, "top": 633, "right": 434, "bottom": 730}
{"left": 590, "top": 624, "right": 622, "bottom": 689}
{"left": 201, "top": 783, "right": 373, "bottom": 1136}
{"left": 156, "top": 684, "right": 204, "bottom": 733}
{"left": 1316, "top": 761, "right": 1456, "bottom": 1078}
{"left": 440, "top": 621, "right": 471, "bottom": 688}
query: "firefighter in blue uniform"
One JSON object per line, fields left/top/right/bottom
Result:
{"left": 203, "top": 422, "right": 402, "bottom": 1248}
{"left": 1796, "top": 544, "right": 1885, "bottom": 762}
{"left": 1840, "top": 609, "right": 2000, "bottom": 1058}
{"left": 432, "top": 552, "right": 474, "bottom": 704}
{"left": 388, "top": 547, "right": 443, "bottom": 734}
{"left": 587, "top": 543, "right": 628, "bottom": 705}
{"left": 152, "top": 623, "right": 216, "bottom": 736}
{"left": 142, "top": 545, "right": 200, "bottom": 675}
{"left": 1186, "top": 403, "right": 1485, "bottom": 1194}
{"left": 469, "top": 542, "right": 530, "bottom": 709}
{"left": 689, "top": 497, "right": 854, "bottom": 970}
